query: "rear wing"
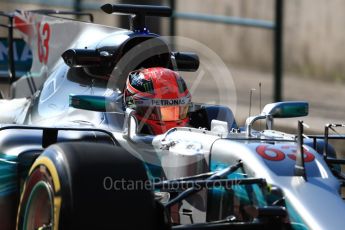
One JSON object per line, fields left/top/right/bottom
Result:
{"left": 0, "top": 10, "right": 99, "bottom": 86}
{"left": 0, "top": 9, "right": 125, "bottom": 98}
{"left": 0, "top": 12, "right": 17, "bottom": 84}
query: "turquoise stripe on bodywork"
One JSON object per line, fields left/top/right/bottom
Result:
{"left": 210, "top": 161, "right": 308, "bottom": 229}
{"left": 0, "top": 155, "right": 18, "bottom": 197}
{"left": 145, "top": 162, "right": 163, "bottom": 181}
{"left": 0, "top": 153, "right": 17, "bottom": 161}
{"left": 285, "top": 200, "right": 308, "bottom": 230}
{"left": 210, "top": 161, "right": 267, "bottom": 206}
{"left": 207, "top": 161, "right": 268, "bottom": 220}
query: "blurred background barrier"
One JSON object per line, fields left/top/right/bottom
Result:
{"left": 168, "top": 0, "right": 283, "bottom": 103}
{"left": 1, "top": 0, "right": 345, "bottom": 84}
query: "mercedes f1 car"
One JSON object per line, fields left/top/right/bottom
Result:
{"left": 0, "top": 3, "right": 345, "bottom": 230}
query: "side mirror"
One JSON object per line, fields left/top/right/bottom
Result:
{"left": 62, "top": 49, "right": 112, "bottom": 68}
{"left": 261, "top": 101, "right": 308, "bottom": 118}
{"left": 245, "top": 101, "right": 309, "bottom": 137}
{"left": 69, "top": 94, "right": 123, "bottom": 112}
{"left": 171, "top": 52, "right": 199, "bottom": 72}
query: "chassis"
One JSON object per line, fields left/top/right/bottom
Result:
{"left": 0, "top": 3, "right": 344, "bottom": 230}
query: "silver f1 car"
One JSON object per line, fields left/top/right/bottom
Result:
{"left": 0, "top": 3, "right": 345, "bottom": 230}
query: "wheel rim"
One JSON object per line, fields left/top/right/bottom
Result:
{"left": 23, "top": 181, "right": 54, "bottom": 230}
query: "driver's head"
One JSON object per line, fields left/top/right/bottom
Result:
{"left": 124, "top": 67, "right": 191, "bottom": 135}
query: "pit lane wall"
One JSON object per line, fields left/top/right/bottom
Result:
{"left": 174, "top": 0, "right": 345, "bottom": 81}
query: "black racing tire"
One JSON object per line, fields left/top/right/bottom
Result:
{"left": 16, "top": 142, "right": 164, "bottom": 230}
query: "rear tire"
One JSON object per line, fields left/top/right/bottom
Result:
{"left": 17, "top": 142, "right": 162, "bottom": 230}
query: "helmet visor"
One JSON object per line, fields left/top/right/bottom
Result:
{"left": 136, "top": 105, "right": 189, "bottom": 121}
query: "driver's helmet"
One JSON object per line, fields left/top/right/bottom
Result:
{"left": 124, "top": 67, "right": 191, "bottom": 135}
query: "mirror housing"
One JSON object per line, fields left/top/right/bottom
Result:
{"left": 62, "top": 49, "right": 113, "bottom": 68}
{"left": 245, "top": 101, "right": 309, "bottom": 137}
{"left": 171, "top": 52, "right": 199, "bottom": 72}
{"left": 69, "top": 94, "right": 123, "bottom": 112}
{"left": 261, "top": 101, "right": 308, "bottom": 118}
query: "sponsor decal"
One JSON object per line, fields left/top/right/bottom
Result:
{"left": 151, "top": 98, "right": 186, "bottom": 106}
{"left": 132, "top": 96, "right": 191, "bottom": 107}
{"left": 13, "top": 14, "right": 51, "bottom": 65}
{"left": 0, "top": 38, "right": 32, "bottom": 76}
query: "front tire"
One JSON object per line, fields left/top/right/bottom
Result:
{"left": 17, "top": 142, "right": 162, "bottom": 230}
{"left": 21, "top": 180, "right": 54, "bottom": 230}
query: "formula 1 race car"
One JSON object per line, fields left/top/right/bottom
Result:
{"left": 0, "top": 3, "right": 345, "bottom": 230}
